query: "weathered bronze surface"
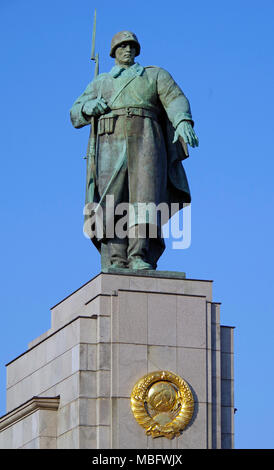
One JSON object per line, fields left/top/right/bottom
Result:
{"left": 70, "top": 30, "right": 198, "bottom": 271}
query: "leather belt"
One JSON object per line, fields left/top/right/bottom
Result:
{"left": 111, "top": 106, "right": 159, "bottom": 121}
{"left": 97, "top": 107, "right": 159, "bottom": 135}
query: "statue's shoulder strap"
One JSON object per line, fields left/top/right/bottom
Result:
{"left": 144, "top": 66, "right": 162, "bottom": 77}
{"left": 108, "top": 74, "right": 139, "bottom": 107}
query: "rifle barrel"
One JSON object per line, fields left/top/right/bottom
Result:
{"left": 91, "top": 9, "right": 97, "bottom": 60}
{"left": 94, "top": 53, "right": 99, "bottom": 77}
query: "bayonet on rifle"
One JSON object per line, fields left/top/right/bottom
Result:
{"left": 91, "top": 9, "right": 99, "bottom": 77}
{"left": 85, "top": 9, "right": 99, "bottom": 207}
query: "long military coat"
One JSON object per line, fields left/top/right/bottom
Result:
{"left": 70, "top": 63, "right": 193, "bottom": 266}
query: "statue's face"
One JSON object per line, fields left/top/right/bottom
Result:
{"left": 115, "top": 41, "right": 136, "bottom": 67}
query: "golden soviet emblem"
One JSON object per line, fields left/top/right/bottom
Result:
{"left": 130, "top": 370, "right": 194, "bottom": 439}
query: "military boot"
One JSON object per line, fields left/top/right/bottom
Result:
{"left": 108, "top": 238, "right": 128, "bottom": 269}
{"left": 127, "top": 230, "right": 153, "bottom": 270}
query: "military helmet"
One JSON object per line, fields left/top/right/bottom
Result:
{"left": 110, "top": 31, "right": 141, "bottom": 58}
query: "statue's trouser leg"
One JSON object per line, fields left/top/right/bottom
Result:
{"left": 127, "top": 224, "right": 153, "bottom": 269}
{"left": 108, "top": 237, "right": 128, "bottom": 267}
{"left": 100, "top": 161, "right": 129, "bottom": 268}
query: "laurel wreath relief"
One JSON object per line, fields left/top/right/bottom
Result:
{"left": 130, "top": 370, "right": 194, "bottom": 439}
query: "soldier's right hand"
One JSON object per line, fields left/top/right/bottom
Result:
{"left": 82, "top": 98, "right": 109, "bottom": 117}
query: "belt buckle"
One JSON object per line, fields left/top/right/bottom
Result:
{"left": 126, "top": 107, "right": 132, "bottom": 117}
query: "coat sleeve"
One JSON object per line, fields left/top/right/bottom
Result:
{"left": 70, "top": 81, "right": 98, "bottom": 129}
{"left": 156, "top": 68, "right": 194, "bottom": 129}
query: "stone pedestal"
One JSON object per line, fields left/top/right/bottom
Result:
{"left": 0, "top": 272, "right": 234, "bottom": 449}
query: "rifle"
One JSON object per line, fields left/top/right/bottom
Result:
{"left": 85, "top": 9, "right": 99, "bottom": 206}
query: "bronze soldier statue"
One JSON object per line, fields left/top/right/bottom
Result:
{"left": 70, "top": 31, "right": 199, "bottom": 271}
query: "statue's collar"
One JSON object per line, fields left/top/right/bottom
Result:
{"left": 109, "top": 62, "right": 144, "bottom": 78}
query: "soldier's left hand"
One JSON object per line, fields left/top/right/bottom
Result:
{"left": 173, "top": 121, "right": 199, "bottom": 147}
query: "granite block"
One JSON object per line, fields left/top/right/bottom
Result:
{"left": 111, "top": 397, "right": 147, "bottom": 449}
{"left": 147, "top": 345, "right": 177, "bottom": 372}
{"left": 176, "top": 347, "right": 207, "bottom": 403}
{"left": 78, "top": 425, "right": 97, "bottom": 449}
{"left": 57, "top": 427, "right": 79, "bottom": 449}
{"left": 115, "top": 290, "right": 148, "bottom": 344}
{"left": 176, "top": 296, "right": 207, "bottom": 348}
{"left": 111, "top": 343, "right": 147, "bottom": 397}
{"left": 147, "top": 293, "right": 177, "bottom": 346}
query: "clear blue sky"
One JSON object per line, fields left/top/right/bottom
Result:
{"left": 0, "top": 0, "right": 274, "bottom": 449}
